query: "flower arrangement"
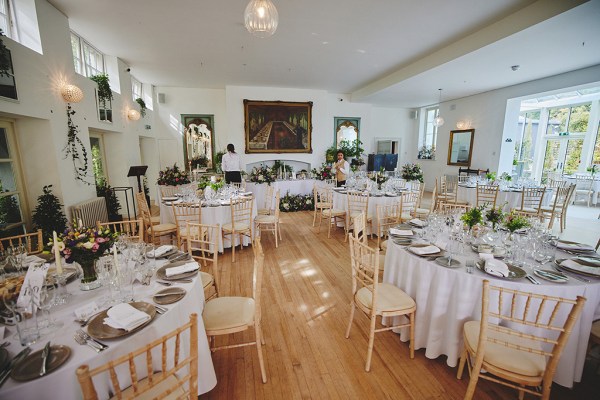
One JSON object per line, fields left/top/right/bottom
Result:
{"left": 461, "top": 206, "right": 484, "bottom": 229}
{"left": 370, "top": 167, "right": 388, "bottom": 186}
{"left": 504, "top": 211, "right": 530, "bottom": 233}
{"left": 499, "top": 172, "right": 512, "bottom": 182}
{"left": 190, "top": 154, "right": 209, "bottom": 169}
{"left": 279, "top": 193, "right": 315, "bottom": 212}
{"left": 157, "top": 164, "right": 190, "bottom": 186}
{"left": 209, "top": 181, "right": 224, "bottom": 192}
{"left": 312, "top": 164, "right": 334, "bottom": 181}
{"left": 350, "top": 157, "right": 365, "bottom": 172}
{"left": 484, "top": 204, "right": 505, "bottom": 230}
{"left": 401, "top": 163, "right": 424, "bottom": 182}
{"left": 417, "top": 145, "right": 435, "bottom": 160}
{"left": 249, "top": 164, "right": 277, "bottom": 184}
{"left": 485, "top": 172, "right": 497, "bottom": 182}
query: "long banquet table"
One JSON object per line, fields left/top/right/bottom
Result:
{"left": 383, "top": 242, "right": 600, "bottom": 388}
{"left": 0, "top": 259, "right": 217, "bottom": 399}
{"left": 246, "top": 179, "right": 317, "bottom": 210}
{"left": 457, "top": 185, "right": 552, "bottom": 210}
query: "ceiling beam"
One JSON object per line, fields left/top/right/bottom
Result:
{"left": 350, "top": 0, "right": 588, "bottom": 102}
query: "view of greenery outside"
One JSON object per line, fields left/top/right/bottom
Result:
{"left": 564, "top": 139, "right": 583, "bottom": 174}
{"left": 0, "top": 179, "right": 23, "bottom": 238}
{"left": 542, "top": 141, "right": 560, "bottom": 182}
{"left": 90, "top": 138, "right": 105, "bottom": 186}
{"left": 594, "top": 123, "right": 600, "bottom": 164}
{"left": 514, "top": 111, "right": 540, "bottom": 176}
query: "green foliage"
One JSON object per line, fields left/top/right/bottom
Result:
{"left": 31, "top": 185, "right": 67, "bottom": 242}
{"left": 461, "top": 206, "right": 483, "bottom": 229}
{"left": 96, "top": 179, "right": 121, "bottom": 219}
{"left": 484, "top": 204, "right": 505, "bottom": 230}
{"left": 157, "top": 164, "right": 190, "bottom": 186}
{"left": 63, "top": 104, "right": 91, "bottom": 184}
{"left": 280, "top": 193, "right": 314, "bottom": 212}
{"left": 504, "top": 211, "right": 530, "bottom": 233}
{"left": 190, "top": 154, "right": 209, "bottom": 168}
{"left": 485, "top": 172, "right": 496, "bottom": 181}
{"left": 401, "top": 163, "right": 424, "bottom": 182}
{"left": 325, "top": 145, "right": 337, "bottom": 163}
{"left": 272, "top": 160, "right": 293, "bottom": 173}
{"left": 135, "top": 97, "right": 147, "bottom": 117}
{"left": 337, "top": 139, "right": 364, "bottom": 158}
{"left": 89, "top": 73, "right": 113, "bottom": 107}
{"left": 91, "top": 142, "right": 104, "bottom": 186}
{"left": 0, "top": 29, "right": 10, "bottom": 78}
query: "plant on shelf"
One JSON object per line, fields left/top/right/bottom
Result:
{"left": 401, "top": 163, "right": 424, "bottom": 182}
{"left": 325, "top": 145, "right": 337, "bottom": 164}
{"left": 96, "top": 178, "right": 122, "bottom": 221}
{"left": 89, "top": 73, "right": 113, "bottom": 110}
{"left": 249, "top": 164, "right": 277, "bottom": 184}
{"left": 157, "top": 164, "right": 190, "bottom": 186}
{"left": 190, "top": 154, "right": 209, "bottom": 169}
{"left": 503, "top": 211, "right": 530, "bottom": 233}
{"left": 32, "top": 185, "right": 68, "bottom": 242}
{"left": 0, "top": 29, "right": 10, "bottom": 77}
{"left": 64, "top": 104, "right": 91, "bottom": 183}
{"left": 135, "top": 97, "right": 147, "bottom": 117}
{"left": 417, "top": 145, "right": 435, "bottom": 160}
{"left": 461, "top": 205, "right": 484, "bottom": 230}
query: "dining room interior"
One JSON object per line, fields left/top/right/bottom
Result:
{"left": 0, "top": 0, "right": 600, "bottom": 399}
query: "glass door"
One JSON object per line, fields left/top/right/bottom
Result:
{"left": 542, "top": 137, "right": 584, "bottom": 181}
{"left": 0, "top": 121, "right": 26, "bottom": 238}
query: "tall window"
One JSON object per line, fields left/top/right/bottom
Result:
{"left": 592, "top": 122, "right": 600, "bottom": 165}
{"left": 513, "top": 111, "right": 540, "bottom": 178}
{"left": 0, "top": 120, "right": 27, "bottom": 238}
{"left": 71, "top": 32, "right": 105, "bottom": 77}
{"left": 131, "top": 76, "right": 142, "bottom": 102}
{"left": 89, "top": 133, "right": 107, "bottom": 186}
{"left": 418, "top": 107, "right": 438, "bottom": 159}
{"left": 0, "top": 0, "right": 17, "bottom": 39}
{"left": 546, "top": 103, "right": 590, "bottom": 136}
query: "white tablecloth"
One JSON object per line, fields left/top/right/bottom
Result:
{"left": 564, "top": 176, "right": 600, "bottom": 205}
{"left": 160, "top": 201, "right": 257, "bottom": 252}
{"left": 246, "top": 179, "right": 316, "bottom": 210}
{"left": 457, "top": 185, "right": 552, "bottom": 210}
{"left": 332, "top": 191, "right": 405, "bottom": 234}
{"left": 383, "top": 243, "right": 600, "bottom": 388}
{"left": 0, "top": 260, "right": 216, "bottom": 399}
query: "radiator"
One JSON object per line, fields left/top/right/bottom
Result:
{"left": 70, "top": 197, "right": 109, "bottom": 228}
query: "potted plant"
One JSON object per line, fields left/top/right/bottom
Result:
{"left": 214, "top": 150, "right": 226, "bottom": 173}
{"left": 96, "top": 179, "right": 122, "bottom": 221}
{"left": 90, "top": 73, "right": 113, "bottom": 121}
{"left": 135, "top": 97, "right": 147, "bottom": 117}
{"left": 32, "top": 185, "right": 68, "bottom": 242}
{"left": 0, "top": 30, "right": 10, "bottom": 78}
{"left": 325, "top": 145, "right": 338, "bottom": 164}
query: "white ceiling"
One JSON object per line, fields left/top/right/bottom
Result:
{"left": 47, "top": 0, "right": 600, "bottom": 108}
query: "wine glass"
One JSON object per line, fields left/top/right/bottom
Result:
{"left": 38, "top": 280, "right": 63, "bottom": 332}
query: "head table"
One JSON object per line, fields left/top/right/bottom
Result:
{"left": 0, "top": 258, "right": 217, "bottom": 399}
{"left": 382, "top": 242, "right": 600, "bottom": 388}
{"left": 246, "top": 179, "right": 317, "bottom": 210}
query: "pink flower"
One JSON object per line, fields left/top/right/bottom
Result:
{"left": 96, "top": 237, "right": 107, "bottom": 243}
{"left": 92, "top": 243, "right": 100, "bottom": 251}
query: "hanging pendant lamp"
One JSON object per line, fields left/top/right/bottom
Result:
{"left": 244, "top": 0, "right": 279, "bottom": 38}
{"left": 433, "top": 88, "right": 445, "bottom": 127}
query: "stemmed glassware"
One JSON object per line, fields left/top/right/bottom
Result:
{"left": 38, "top": 280, "right": 63, "bottom": 333}
{"left": 95, "top": 257, "right": 117, "bottom": 306}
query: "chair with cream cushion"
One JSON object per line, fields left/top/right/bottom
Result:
{"left": 318, "top": 187, "right": 346, "bottom": 238}
{"left": 376, "top": 203, "right": 401, "bottom": 252}
{"left": 255, "top": 190, "right": 282, "bottom": 247}
{"left": 457, "top": 280, "right": 586, "bottom": 400}
{"left": 572, "top": 174, "right": 594, "bottom": 207}
{"left": 172, "top": 202, "right": 202, "bottom": 249}
{"left": 0, "top": 229, "right": 43, "bottom": 254}
{"left": 346, "top": 191, "right": 372, "bottom": 241}
{"left": 257, "top": 184, "right": 275, "bottom": 216}
{"left": 202, "top": 239, "right": 267, "bottom": 383}
{"left": 413, "top": 182, "right": 430, "bottom": 219}
{"left": 399, "top": 191, "right": 419, "bottom": 222}
{"left": 76, "top": 313, "right": 198, "bottom": 400}
{"left": 136, "top": 192, "right": 177, "bottom": 245}
{"left": 97, "top": 220, "right": 144, "bottom": 243}
{"left": 222, "top": 196, "right": 253, "bottom": 262}
{"left": 345, "top": 234, "right": 415, "bottom": 371}
{"left": 187, "top": 222, "right": 220, "bottom": 301}
{"left": 312, "top": 184, "right": 332, "bottom": 227}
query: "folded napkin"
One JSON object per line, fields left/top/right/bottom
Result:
{"left": 484, "top": 259, "right": 509, "bottom": 277}
{"left": 409, "top": 245, "right": 440, "bottom": 255}
{"left": 409, "top": 219, "right": 425, "bottom": 227}
{"left": 556, "top": 242, "right": 594, "bottom": 251}
{"left": 389, "top": 228, "right": 413, "bottom": 236}
{"left": 148, "top": 245, "right": 172, "bottom": 258}
{"left": 74, "top": 301, "right": 99, "bottom": 320}
{"left": 165, "top": 261, "right": 198, "bottom": 277}
{"left": 560, "top": 259, "right": 600, "bottom": 275}
{"left": 104, "top": 303, "right": 151, "bottom": 331}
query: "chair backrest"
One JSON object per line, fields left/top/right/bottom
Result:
{"left": 352, "top": 211, "right": 367, "bottom": 244}
{"left": 76, "top": 313, "right": 198, "bottom": 400}
{"left": 431, "top": 182, "right": 438, "bottom": 212}
{"left": 159, "top": 185, "right": 179, "bottom": 198}
{"left": 575, "top": 175, "right": 593, "bottom": 190}
{"left": 458, "top": 175, "right": 470, "bottom": 183}
{"left": 520, "top": 187, "right": 546, "bottom": 210}
{"left": 97, "top": 220, "right": 144, "bottom": 243}
{"left": 230, "top": 197, "right": 254, "bottom": 229}
{"left": 400, "top": 191, "right": 419, "bottom": 216}
{"left": 476, "top": 280, "right": 585, "bottom": 387}
{"left": 186, "top": 223, "right": 220, "bottom": 267}
{"left": 438, "top": 202, "right": 470, "bottom": 214}
{"left": 0, "top": 229, "right": 44, "bottom": 253}
{"left": 273, "top": 190, "right": 281, "bottom": 219}
{"left": 324, "top": 178, "right": 337, "bottom": 186}
{"left": 476, "top": 184, "right": 499, "bottom": 208}
{"left": 263, "top": 184, "right": 275, "bottom": 210}
{"left": 347, "top": 191, "right": 369, "bottom": 219}
{"left": 315, "top": 186, "right": 333, "bottom": 206}
{"left": 376, "top": 203, "right": 401, "bottom": 239}
{"left": 547, "top": 178, "right": 568, "bottom": 188}
{"left": 348, "top": 234, "right": 379, "bottom": 314}
{"left": 172, "top": 203, "right": 202, "bottom": 231}
{"left": 551, "top": 184, "right": 573, "bottom": 210}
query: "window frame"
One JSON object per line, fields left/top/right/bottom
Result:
{"left": 70, "top": 31, "right": 105, "bottom": 77}
{"left": 0, "top": 0, "right": 18, "bottom": 41}
{"left": 418, "top": 106, "right": 439, "bottom": 159}
{"left": 131, "top": 75, "right": 142, "bottom": 102}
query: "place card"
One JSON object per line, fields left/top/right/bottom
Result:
{"left": 16, "top": 262, "right": 50, "bottom": 312}
{"left": 74, "top": 301, "right": 100, "bottom": 320}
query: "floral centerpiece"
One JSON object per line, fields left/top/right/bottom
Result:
{"left": 460, "top": 206, "right": 483, "bottom": 230}
{"left": 350, "top": 157, "right": 365, "bottom": 172}
{"left": 484, "top": 204, "right": 505, "bottom": 230}
{"left": 249, "top": 164, "right": 277, "bottom": 184}
{"left": 503, "top": 211, "right": 530, "bottom": 233}
{"left": 401, "top": 163, "right": 424, "bottom": 182}
{"left": 312, "top": 164, "right": 334, "bottom": 181}
{"left": 499, "top": 172, "right": 512, "bottom": 182}
{"left": 370, "top": 167, "right": 388, "bottom": 188}
{"left": 280, "top": 193, "right": 314, "bottom": 212}
{"left": 50, "top": 225, "right": 118, "bottom": 290}
{"left": 157, "top": 164, "right": 190, "bottom": 186}
{"left": 417, "top": 145, "right": 435, "bottom": 160}
{"left": 485, "top": 172, "right": 497, "bottom": 182}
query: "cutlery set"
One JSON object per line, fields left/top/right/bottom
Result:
{"left": 73, "top": 329, "right": 108, "bottom": 353}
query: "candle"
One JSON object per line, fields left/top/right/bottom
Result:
{"left": 53, "top": 231, "right": 63, "bottom": 274}
{"left": 210, "top": 175, "right": 216, "bottom": 183}
{"left": 113, "top": 244, "right": 119, "bottom": 272}
{"left": 78, "top": 218, "right": 83, "bottom": 229}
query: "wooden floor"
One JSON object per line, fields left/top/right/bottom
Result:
{"left": 200, "top": 211, "right": 600, "bottom": 400}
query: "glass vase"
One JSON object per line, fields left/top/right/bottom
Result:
{"left": 79, "top": 258, "right": 101, "bottom": 291}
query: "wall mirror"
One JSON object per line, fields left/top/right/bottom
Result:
{"left": 447, "top": 129, "right": 474, "bottom": 166}
{"left": 334, "top": 117, "right": 360, "bottom": 147}
{"left": 181, "top": 114, "right": 215, "bottom": 170}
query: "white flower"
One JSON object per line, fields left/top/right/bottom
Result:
{"left": 258, "top": 175, "right": 264, "bottom": 181}
{"left": 82, "top": 241, "right": 94, "bottom": 249}
{"left": 283, "top": 203, "right": 289, "bottom": 210}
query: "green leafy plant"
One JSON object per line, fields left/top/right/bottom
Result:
{"left": 337, "top": 139, "right": 364, "bottom": 158}
{"left": 63, "top": 104, "right": 91, "bottom": 183}
{"left": 485, "top": 172, "right": 496, "bottom": 182}
{"left": 89, "top": 73, "right": 113, "bottom": 108}
{"left": 96, "top": 178, "right": 121, "bottom": 220}
{"left": 499, "top": 172, "right": 512, "bottom": 182}
{"left": 461, "top": 206, "right": 484, "bottom": 229}
{"left": 190, "top": 154, "right": 209, "bottom": 169}
{"left": 504, "top": 211, "right": 530, "bottom": 233}
{"left": 280, "top": 193, "right": 315, "bottom": 212}
{"left": 135, "top": 97, "right": 147, "bottom": 117}
{"left": 32, "top": 185, "right": 67, "bottom": 242}
{"left": 214, "top": 150, "right": 226, "bottom": 172}
{"left": 0, "top": 29, "right": 10, "bottom": 78}
{"left": 484, "top": 204, "right": 505, "bottom": 230}
{"left": 325, "top": 145, "right": 338, "bottom": 163}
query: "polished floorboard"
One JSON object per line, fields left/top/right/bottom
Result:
{"left": 200, "top": 210, "right": 600, "bottom": 400}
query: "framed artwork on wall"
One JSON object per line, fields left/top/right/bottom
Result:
{"left": 244, "top": 99, "right": 312, "bottom": 153}
{"left": 181, "top": 114, "right": 215, "bottom": 170}
{"left": 333, "top": 117, "right": 360, "bottom": 147}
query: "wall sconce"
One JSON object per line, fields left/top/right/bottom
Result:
{"left": 456, "top": 119, "right": 471, "bottom": 129}
{"left": 127, "top": 109, "right": 141, "bottom": 121}
{"left": 61, "top": 84, "right": 84, "bottom": 103}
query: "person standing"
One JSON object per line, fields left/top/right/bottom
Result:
{"left": 222, "top": 143, "right": 242, "bottom": 184}
{"left": 334, "top": 150, "right": 350, "bottom": 187}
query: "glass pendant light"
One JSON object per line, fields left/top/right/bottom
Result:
{"left": 433, "top": 88, "right": 445, "bottom": 127}
{"left": 244, "top": 0, "right": 279, "bottom": 38}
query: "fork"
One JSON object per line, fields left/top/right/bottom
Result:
{"left": 76, "top": 329, "right": 108, "bottom": 351}
{"left": 73, "top": 333, "right": 102, "bottom": 352}
{"left": 153, "top": 305, "right": 167, "bottom": 314}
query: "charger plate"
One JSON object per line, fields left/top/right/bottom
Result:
{"left": 87, "top": 302, "right": 156, "bottom": 340}
{"left": 157, "top": 260, "right": 199, "bottom": 281}
{"left": 153, "top": 287, "right": 187, "bottom": 305}
{"left": 11, "top": 345, "right": 71, "bottom": 381}
{"left": 475, "top": 260, "right": 526, "bottom": 280}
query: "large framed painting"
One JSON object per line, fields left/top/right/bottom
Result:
{"left": 181, "top": 114, "right": 215, "bottom": 170}
{"left": 244, "top": 99, "right": 312, "bottom": 153}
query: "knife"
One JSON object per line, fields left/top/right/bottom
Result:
{"left": 39, "top": 341, "right": 51, "bottom": 376}
{"left": 526, "top": 275, "right": 541, "bottom": 285}
{"left": 0, "top": 347, "right": 31, "bottom": 387}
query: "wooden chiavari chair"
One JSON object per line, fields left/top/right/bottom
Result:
{"left": 476, "top": 184, "right": 499, "bottom": 208}
{"left": 438, "top": 202, "right": 470, "bottom": 214}
{"left": 172, "top": 202, "right": 202, "bottom": 249}
{"left": 159, "top": 185, "right": 178, "bottom": 199}
{"left": 511, "top": 187, "right": 545, "bottom": 222}
{"left": 573, "top": 175, "right": 594, "bottom": 207}
{"left": 97, "top": 220, "right": 144, "bottom": 243}
{"left": 345, "top": 235, "right": 415, "bottom": 371}
{"left": 346, "top": 191, "right": 372, "bottom": 241}
{"left": 257, "top": 184, "right": 275, "bottom": 215}
{"left": 399, "top": 191, "right": 419, "bottom": 222}
{"left": 135, "top": 192, "right": 177, "bottom": 245}
{"left": 255, "top": 190, "right": 282, "bottom": 247}
{"left": 312, "top": 184, "right": 332, "bottom": 227}
{"left": 77, "top": 314, "right": 199, "bottom": 400}
{"left": 222, "top": 196, "right": 253, "bottom": 262}
{"left": 538, "top": 184, "right": 575, "bottom": 232}
{"left": 203, "top": 239, "right": 267, "bottom": 383}
{"left": 0, "top": 229, "right": 43, "bottom": 254}
{"left": 376, "top": 203, "right": 400, "bottom": 252}
{"left": 457, "top": 280, "right": 586, "bottom": 400}
{"left": 187, "top": 223, "right": 220, "bottom": 300}
{"left": 318, "top": 187, "right": 346, "bottom": 238}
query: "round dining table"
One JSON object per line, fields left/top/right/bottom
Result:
{"left": 383, "top": 242, "right": 600, "bottom": 388}
{"left": 332, "top": 190, "right": 407, "bottom": 234}
{"left": 0, "top": 258, "right": 217, "bottom": 399}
